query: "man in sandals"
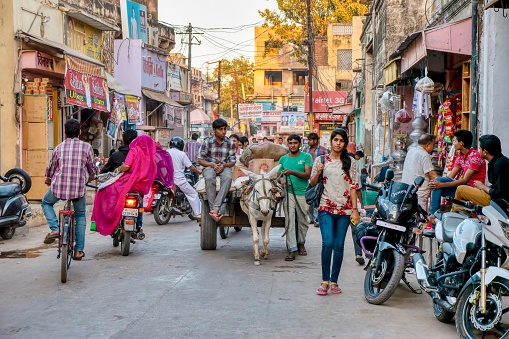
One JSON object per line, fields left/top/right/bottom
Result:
{"left": 278, "top": 134, "right": 313, "bottom": 261}
{"left": 42, "top": 119, "right": 96, "bottom": 260}
{"left": 198, "top": 119, "right": 236, "bottom": 222}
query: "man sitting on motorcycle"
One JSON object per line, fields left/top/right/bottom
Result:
{"left": 168, "top": 137, "right": 202, "bottom": 221}
{"left": 42, "top": 119, "right": 96, "bottom": 260}
{"left": 198, "top": 119, "right": 236, "bottom": 222}
{"left": 101, "top": 129, "right": 138, "bottom": 174}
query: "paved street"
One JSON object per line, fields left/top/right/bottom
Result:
{"left": 1, "top": 215, "right": 457, "bottom": 339}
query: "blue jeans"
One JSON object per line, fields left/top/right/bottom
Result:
{"left": 429, "top": 177, "right": 457, "bottom": 215}
{"left": 41, "top": 188, "right": 87, "bottom": 252}
{"left": 318, "top": 211, "right": 350, "bottom": 283}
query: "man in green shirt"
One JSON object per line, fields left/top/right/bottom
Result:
{"left": 279, "top": 134, "right": 313, "bottom": 261}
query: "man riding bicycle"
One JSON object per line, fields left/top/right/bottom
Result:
{"left": 42, "top": 119, "right": 96, "bottom": 261}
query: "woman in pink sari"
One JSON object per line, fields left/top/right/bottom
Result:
{"left": 155, "top": 142, "right": 174, "bottom": 188}
{"left": 92, "top": 135, "right": 157, "bottom": 235}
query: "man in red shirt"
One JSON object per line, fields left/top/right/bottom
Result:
{"left": 428, "top": 130, "right": 486, "bottom": 219}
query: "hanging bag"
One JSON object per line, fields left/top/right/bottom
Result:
{"left": 305, "top": 155, "right": 326, "bottom": 207}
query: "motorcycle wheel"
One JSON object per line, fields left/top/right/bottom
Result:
{"left": 364, "top": 248, "right": 405, "bottom": 305}
{"left": 433, "top": 301, "right": 455, "bottom": 323}
{"left": 5, "top": 168, "right": 32, "bottom": 194}
{"left": 0, "top": 227, "right": 15, "bottom": 240}
{"left": 456, "top": 281, "right": 509, "bottom": 338}
{"left": 219, "top": 226, "right": 229, "bottom": 239}
{"left": 120, "top": 231, "right": 131, "bottom": 256}
{"left": 154, "top": 195, "right": 171, "bottom": 225}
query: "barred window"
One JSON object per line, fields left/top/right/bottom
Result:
{"left": 332, "top": 24, "right": 352, "bottom": 36}
{"left": 337, "top": 49, "right": 352, "bottom": 70}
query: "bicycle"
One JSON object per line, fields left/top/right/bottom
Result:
{"left": 58, "top": 199, "right": 75, "bottom": 283}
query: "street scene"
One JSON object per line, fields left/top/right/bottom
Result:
{"left": 1, "top": 0, "right": 509, "bottom": 338}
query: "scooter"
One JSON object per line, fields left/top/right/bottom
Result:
{"left": 0, "top": 168, "right": 32, "bottom": 239}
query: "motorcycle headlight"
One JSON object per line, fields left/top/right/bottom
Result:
{"left": 499, "top": 220, "right": 509, "bottom": 240}
{"left": 389, "top": 204, "right": 399, "bottom": 221}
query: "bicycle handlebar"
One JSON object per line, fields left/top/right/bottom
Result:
{"left": 86, "top": 183, "right": 99, "bottom": 190}
{"left": 364, "top": 184, "right": 382, "bottom": 192}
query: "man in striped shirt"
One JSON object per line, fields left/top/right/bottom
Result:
{"left": 185, "top": 133, "right": 201, "bottom": 163}
{"left": 42, "top": 119, "right": 96, "bottom": 260}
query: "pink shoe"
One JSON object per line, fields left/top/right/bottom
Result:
{"left": 330, "top": 283, "right": 342, "bottom": 294}
{"left": 316, "top": 282, "right": 329, "bottom": 296}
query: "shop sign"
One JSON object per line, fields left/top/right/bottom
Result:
{"left": 106, "top": 119, "right": 118, "bottom": 140}
{"left": 384, "top": 60, "right": 399, "bottom": 85}
{"left": 125, "top": 0, "right": 148, "bottom": 43}
{"left": 319, "top": 123, "right": 343, "bottom": 131}
{"left": 90, "top": 76, "right": 110, "bottom": 111}
{"left": 64, "top": 68, "right": 90, "bottom": 108}
{"left": 126, "top": 95, "right": 140, "bottom": 124}
{"left": 304, "top": 91, "right": 348, "bottom": 112}
{"left": 314, "top": 113, "right": 345, "bottom": 122}
{"left": 257, "top": 110, "right": 281, "bottom": 123}
{"left": 21, "top": 51, "right": 65, "bottom": 74}
{"left": 165, "top": 104, "right": 174, "bottom": 125}
{"left": 64, "top": 16, "right": 103, "bottom": 62}
{"left": 141, "top": 49, "right": 167, "bottom": 91}
{"left": 170, "top": 91, "right": 191, "bottom": 104}
{"left": 110, "top": 93, "right": 126, "bottom": 124}
{"left": 238, "top": 104, "right": 263, "bottom": 119}
{"left": 280, "top": 112, "right": 305, "bottom": 133}
{"left": 167, "top": 64, "right": 183, "bottom": 91}
{"left": 174, "top": 107, "right": 183, "bottom": 126}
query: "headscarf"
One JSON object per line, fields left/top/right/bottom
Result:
{"left": 92, "top": 135, "right": 157, "bottom": 235}
{"left": 154, "top": 142, "right": 174, "bottom": 188}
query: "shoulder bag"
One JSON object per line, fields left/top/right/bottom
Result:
{"left": 305, "top": 155, "right": 326, "bottom": 208}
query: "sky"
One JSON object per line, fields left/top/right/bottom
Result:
{"left": 158, "top": 0, "right": 279, "bottom": 71}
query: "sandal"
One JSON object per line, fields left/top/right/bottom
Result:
{"left": 330, "top": 283, "right": 342, "bottom": 294}
{"left": 316, "top": 281, "right": 329, "bottom": 295}
{"left": 44, "top": 232, "right": 59, "bottom": 244}
{"left": 284, "top": 252, "right": 296, "bottom": 261}
{"left": 298, "top": 247, "right": 307, "bottom": 256}
{"left": 72, "top": 251, "right": 85, "bottom": 261}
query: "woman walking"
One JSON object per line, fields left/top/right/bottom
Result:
{"left": 309, "top": 128, "right": 361, "bottom": 295}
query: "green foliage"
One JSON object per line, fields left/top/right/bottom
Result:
{"left": 212, "top": 57, "right": 254, "bottom": 119}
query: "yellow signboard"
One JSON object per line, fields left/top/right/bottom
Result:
{"left": 64, "top": 16, "right": 103, "bottom": 63}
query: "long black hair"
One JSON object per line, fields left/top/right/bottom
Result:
{"left": 331, "top": 128, "right": 351, "bottom": 172}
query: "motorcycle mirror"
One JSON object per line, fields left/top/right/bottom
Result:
{"left": 414, "top": 176, "right": 425, "bottom": 187}
{"left": 385, "top": 169, "right": 394, "bottom": 182}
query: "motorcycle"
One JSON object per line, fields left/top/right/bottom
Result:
{"left": 361, "top": 169, "right": 426, "bottom": 305}
{"left": 0, "top": 168, "right": 32, "bottom": 239}
{"left": 112, "top": 191, "right": 145, "bottom": 256}
{"left": 149, "top": 169, "right": 197, "bottom": 225}
{"left": 412, "top": 198, "right": 483, "bottom": 323}
{"left": 453, "top": 198, "right": 509, "bottom": 338}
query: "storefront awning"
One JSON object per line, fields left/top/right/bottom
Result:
{"left": 106, "top": 73, "right": 138, "bottom": 97}
{"left": 389, "top": 19, "right": 472, "bottom": 74}
{"left": 142, "top": 88, "right": 183, "bottom": 107}
{"left": 66, "top": 9, "right": 119, "bottom": 31}
{"left": 16, "top": 31, "right": 104, "bottom": 68}
{"left": 190, "top": 109, "right": 211, "bottom": 124}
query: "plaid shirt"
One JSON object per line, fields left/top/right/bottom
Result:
{"left": 303, "top": 144, "right": 329, "bottom": 161}
{"left": 45, "top": 138, "right": 96, "bottom": 200}
{"left": 184, "top": 140, "right": 201, "bottom": 163}
{"left": 198, "top": 136, "right": 236, "bottom": 164}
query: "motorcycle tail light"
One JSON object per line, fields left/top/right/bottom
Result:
{"left": 125, "top": 197, "right": 138, "bottom": 208}
{"left": 138, "top": 208, "right": 144, "bottom": 213}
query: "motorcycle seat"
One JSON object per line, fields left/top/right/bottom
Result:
{"left": 440, "top": 212, "right": 465, "bottom": 242}
{"left": 0, "top": 182, "right": 21, "bottom": 197}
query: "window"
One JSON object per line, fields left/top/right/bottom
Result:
{"left": 264, "top": 41, "right": 282, "bottom": 56}
{"left": 337, "top": 49, "right": 352, "bottom": 70}
{"left": 293, "top": 71, "right": 308, "bottom": 85}
{"left": 264, "top": 71, "right": 282, "bottom": 86}
{"left": 336, "top": 80, "right": 352, "bottom": 92}
{"left": 332, "top": 24, "right": 352, "bottom": 36}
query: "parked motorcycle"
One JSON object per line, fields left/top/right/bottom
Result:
{"left": 453, "top": 198, "right": 509, "bottom": 338}
{"left": 412, "top": 198, "right": 484, "bottom": 323}
{"left": 112, "top": 191, "right": 145, "bottom": 256}
{"left": 362, "top": 169, "right": 426, "bottom": 305}
{"left": 150, "top": 169, "right": 197, "bottom": 225}
{"left": 0, "top": 168, "right": 32, "bottom": 239}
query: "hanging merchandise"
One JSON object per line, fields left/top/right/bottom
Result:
{"left": 395, "top": 101, "right": 412, "bottom": 123}
{"left": 436, "top": 97, "right": 456, "bottom": 168}
{"left": 415, "top": 76, "right": 435, "bottom": 93}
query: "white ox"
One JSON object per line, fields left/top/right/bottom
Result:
{"left": 240, "top": 165, "right": 282, "bottom": 265}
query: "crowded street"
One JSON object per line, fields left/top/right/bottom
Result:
{"left": 1, "top": 215, "right": 457, "bottom": 338}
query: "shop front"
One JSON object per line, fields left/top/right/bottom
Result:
{"left": 256, "top": 110, "right": 281, "bottom": 136}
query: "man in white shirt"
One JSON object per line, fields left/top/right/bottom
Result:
{"left": 401, "top": 133, "right": 438, "bottom": 211}
{"left": 168, "top": 137, "right": 202, "bottom": 219}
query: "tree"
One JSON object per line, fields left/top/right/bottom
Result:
{"left": 212, "top": 56, "right": 254, "bottom": 120}
{"left": 259, "top": 0, "right": 367, "bottom": 58}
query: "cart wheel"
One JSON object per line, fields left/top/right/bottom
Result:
{"left": 234, "top": 227, "right": 242, "bottom": 232}
{"left": 200, "top": 199, "right": 217, "bottom": 250}
{"left": 219, "top": 226, "right": 229, "bottom": 239}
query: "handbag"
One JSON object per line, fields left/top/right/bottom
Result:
{"left": 305, "top": 155, "right": 326, "bottom": 208}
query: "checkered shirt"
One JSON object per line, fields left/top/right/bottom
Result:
{"left": 45, "top": 138, "right": 97, "bottom": 200}
{"left": 198, "top": 136, "right": 236, "bottom": 164}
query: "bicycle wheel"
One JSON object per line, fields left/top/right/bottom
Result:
{"left": 61, "top": 244, "right": 68, "bottom": 283}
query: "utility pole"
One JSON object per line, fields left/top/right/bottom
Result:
{"left": 180, "top": 23, "right": 201, "bottom": 140}
{"left": 233, "top": 68, "right": 240, "bottom": 121}
{"left": 306, "top": 0, "right": 314, "bottom": 125}
{"left": 217, "top": 60, "right": 222, "bottom": 119}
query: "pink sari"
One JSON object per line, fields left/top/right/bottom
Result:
{"left": 154, "top": 143, "right": 174, "bottom": 188}
{"left": 92, "top": 135, "right": 157, "bottom": 235}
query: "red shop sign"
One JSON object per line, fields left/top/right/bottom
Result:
{"left": 89, "top": 76, "right": 109, "bottom": 111}
{"left": 304, "top": 91, "right": 348, "bottom": 112}
{"left": 65, "top": 68, "right": 90, "bottom": 108}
